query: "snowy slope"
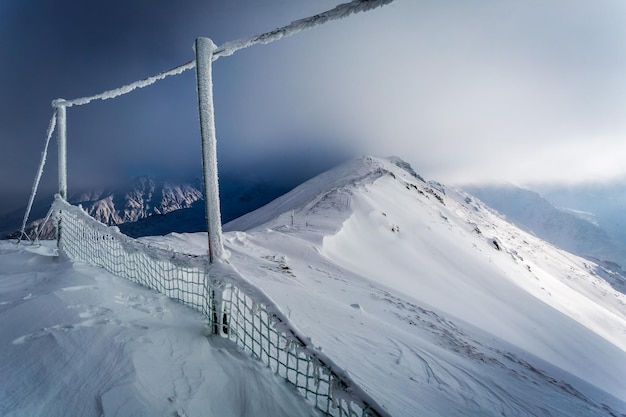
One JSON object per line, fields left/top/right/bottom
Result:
{"left": 215, "top": 156, "right": 626, "bottom": 416}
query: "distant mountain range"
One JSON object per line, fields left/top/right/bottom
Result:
{"left": 6, "top": 175, "right": 293, "bottom": 240}
{"left": 7, "top": 177, "right": 203, "bottom": 240}
{"left": 464, "top": 184, "right": 626, "bottom": 269}
{"left": 536, "top": 181, "right": 626, "bottom": 245}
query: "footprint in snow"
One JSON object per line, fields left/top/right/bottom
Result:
{"left": 114, "top": 294, "right": 168, "bottom": 317}
{"left": 72, "top": 304, "right": 113, "bottom": 319}
{"left": 12, "top": 328, "right": 55, "bottom": 344}
{"left": 350, "top": 303, "right": 364, "bottom": 312}
{"left": 11, "top": 321, "right": 98, "bottom": 345}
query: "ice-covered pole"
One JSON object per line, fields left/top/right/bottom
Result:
{"left": 56, "top": 104, "right": 67, "bottom": 200}
{"left": 195, "top": 37, "right": 225, "bottom": 263}
{"left": 17, "top": 109, "right": 58, "bottom": 243}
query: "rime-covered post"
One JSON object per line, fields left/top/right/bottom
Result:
{"left": 195, "top": 37, "right": 225, "bottom": 263}
{"left": 57, "top": 104, "right": 67, "bottom": 200}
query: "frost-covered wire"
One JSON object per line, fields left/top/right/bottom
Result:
{"left": 52, "top": 61, "right": 195, "bottom": 108}
{"left": 33, "top": 204, "right": 55, "bottom": 243}
{"left": 214, "top": 0, "right": 394, "bottom": 58}
{"left": 18, "top": 110, "right": 58, "bottom": 244}
{"left": 51, "top": 0, "right": 393, "bottom": 108}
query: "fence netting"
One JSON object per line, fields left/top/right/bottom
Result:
{"left": 52, "top": 196, "right": 389, "bottom": 417}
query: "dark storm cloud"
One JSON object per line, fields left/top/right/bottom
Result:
{"left": 2, "top": 0, "right": 626, "bottom": 220}
{"left": 0, "top": 0, "right": 347, "bottom": 215}
{"left": 0, "top": 0, "right": 210, "bottom": 207}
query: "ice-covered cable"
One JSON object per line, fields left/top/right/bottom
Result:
{"left": 52, "top": 61, "right": 195, "bottom": 108}
{"left": 215, "top": 0, "right": 394, "bottom": 58}
{"left": 33, "top": 205, "right": 55, "bottom": 243}
{"left": 51, "top": 0, "right": 393, "bottom": 108}
{"left": 18, "top": 109, "right": 58, "bottom": 243}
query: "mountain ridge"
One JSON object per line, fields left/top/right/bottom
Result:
{"left": 146, "top": 156, "right": 626, "bottom": 415}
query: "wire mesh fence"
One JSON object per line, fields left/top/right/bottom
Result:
{"left": 57, "top": 199, "right": 211, "bottom": 316}
{"left": 52, "top": 197, "right": 390, "bottom": 417}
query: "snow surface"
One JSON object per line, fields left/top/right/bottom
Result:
{"left": 3, "top": 156, "right": 626, "bottom": 416}
{"left": 0, "top": 242, "right": 320, "bottom": 417}
{"left": 223, "top": 156, "right": 626, "bottom": 416}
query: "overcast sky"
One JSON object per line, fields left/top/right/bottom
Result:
{"left": 2, "top": 0, "right": 626, "bottom": 215}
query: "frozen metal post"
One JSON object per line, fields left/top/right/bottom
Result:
{"left": 57, "top": 104, "right": 67, "bottom": 200}
{"left": 195, "top": 37, "right": 225, "bottom": 263}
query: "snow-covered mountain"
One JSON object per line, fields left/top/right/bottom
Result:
{"left": 537, "top": 181, "right": 626, "bottom": 246}
{"left": 3, "top": 156, "right": 626, "bottom": 416}
{"left": 79, "top": 177, "right": 203, "bottom": 224}
{"left": 8, "top": 177, "right": 204, "bottom": 240}
{"left": 149, "top": 156, "right": 626, "bottom": 416}
{"left": 464, "top": 184, "right": 626, "bottom": 269}
{"left": 8, "top": 175, "right": 296, "bottom": 240}
{"left": 119, "top": 176, "right": 294, "bottom": 238}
